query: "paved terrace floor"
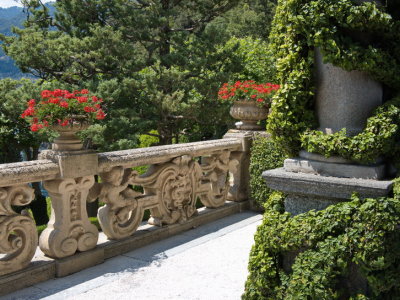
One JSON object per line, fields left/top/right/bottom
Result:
{"left": 2, "top": 211, "right": 262, "bottom": 300}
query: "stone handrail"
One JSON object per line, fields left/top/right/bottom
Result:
{"left": 0, "top": 131, "right": 252, "bottom": 279}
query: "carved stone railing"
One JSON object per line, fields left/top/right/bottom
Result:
{"left": 0, "top": 131, "right": 252, "bottom": 280}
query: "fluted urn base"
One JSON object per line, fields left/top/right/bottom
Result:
{"left": 51, "top": 122, "right": 89, "bottom": 151}
{"left": 229, "top": 101, "right": 268, "bottom": 130}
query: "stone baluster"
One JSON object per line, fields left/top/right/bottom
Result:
{"left": 0, "top": 185, "right": 38, "bottom": 276}
{"left": 39, "top": 176, "right": 98, "bottom": 258}
{"left": 39, "top": 148, "right": 99, "bottom": 258}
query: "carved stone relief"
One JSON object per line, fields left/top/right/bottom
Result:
{"left": 96, "top": 153, "right": 235, "bottom": 240}
{"left": 0, "top": 185, "right": 37, "bottom": 276}
{"left": 39, "top": 176, "right": 98, "bottom": 258}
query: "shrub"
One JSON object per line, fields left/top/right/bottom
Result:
{"left": 249, "top": 135, "right": 287, "bottom": 208}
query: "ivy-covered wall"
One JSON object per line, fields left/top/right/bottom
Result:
{"left": 244, "top": 0, "right": 400, "bottom": 298}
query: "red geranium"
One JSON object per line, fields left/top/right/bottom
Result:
{"left": 218, "top": 80, "right": 280, "bottom": 106}
{"left": 21, "top": 89, "right": 106, "bottom": 132}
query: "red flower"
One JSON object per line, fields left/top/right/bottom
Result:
{"left": 49, "top": 97, "right": 60, "bottom": 104}
{"left": 257, "top": 98, "right": 263, "bottom": 103}
{"left": 52, "top": 89, "right": 64, "bottom": 97}
{"left": 59, "top": 119, "right": 69, "bottom": 126}
{"left": 30, "top": 124, "right": 39, "bottom": 132}
{"left": 77, "top": 96, "right": 88, "bottom": 103}
{"left": 60, "top": 101, "right": 69, "bottom": 108}
{"left": 65, "top": 93, "right": 75, "bottom": 99}
{"left": 84, "top": 106, "right": 95, "bottom": 112}
{"left": 28, "top": 99, "right": 36, "bottom": 107}
{"left": 23, "top": 107, "right": 35, "bottom": 117}
{"left": 80, "top": 89, "right": 89, "bottom": 94}
{"left": 41, "top": 90, "right": 52, "bottom": 98}
{"left": 92, "top": 96, "right": 98, "bottom": 102}
{"left": 96, "top": 110, "right": 106, "bottom": 120}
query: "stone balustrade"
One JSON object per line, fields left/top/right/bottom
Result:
{"left": 0, "top": 131, "right": 252, "bottom": 288}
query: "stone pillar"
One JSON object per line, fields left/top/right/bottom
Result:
{"left": 38, "top": 149, "right": 99, "bottom": 258}
{"left": 223, "top": 130, "right": 253, "bottom": 203}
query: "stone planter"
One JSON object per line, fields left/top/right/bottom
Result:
{"left": 314, "top": 48, "right": 382, "bottom": 137}
{"left": 51, "top": 118, "right": 89, "bottom": 151}
{"left": 229, "top": 101, "right": 268, "bottom": 130}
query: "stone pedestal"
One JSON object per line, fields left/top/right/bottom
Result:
{"left": 262, "top": 168, "right": 393, "bottom": 215}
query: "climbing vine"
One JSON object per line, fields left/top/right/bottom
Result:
{"left": 266, "top": 0, "right": 400, "bottom": 162}
{"left": 244, "top": 1, "right": 400, "bottom": 299}
{"left": 243, "top": 187, "right": 400, "bottom": 299}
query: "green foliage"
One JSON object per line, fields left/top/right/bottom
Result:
{"left": 215, "top": 0, "right": 277, "bottom": 40}
{"left": 301, "top": 96, "right": 400, "bottom": 163}
{"left": 243, "top": 190, "right": 400, "bottom": 299}
{"left": 249, "top": 135, "right": 287, "bottom": 208}
{"left": 139, "top": 130, "right": 160, "bottom": 148}
{"left": 266, "top": 0, "right": 400, "bottom": 162}
{"left": 244, "top": 3, "right": 400, "bottom": 298}
{"left": 0, "top": 0, "right": 246, "bottom": 148}
{"left": 0, "top": 78, "right": 52, "bottom": 162}
{"left": 0, "top": 0, "right": 280, "bottom": 149}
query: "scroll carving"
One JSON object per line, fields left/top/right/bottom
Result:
{"left": 0, "top": 185, "right": 37, "bottom": 276}
{"left": 135, "top": 155, "right": 202, "bottom": 226}
{"left": 96, "top": 167, "right": 144, "bottom": 240}
{"left": 39, "top": 176, "right": 98, "bottom": 258}
{"left": 97, "top": 152, "right": 236, "bottom": 240}
{"left": 198, "top": 150, "right": 238, "bottom": 208}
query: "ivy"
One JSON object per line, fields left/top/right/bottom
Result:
{"left": 244, "top": 1, "right": 400, "bottom": 298}
{"left": 243, "top": 189, "right": 400, "bottom": 299}
{"left": 266, "top": 0, "right": 400, "bottom": 162}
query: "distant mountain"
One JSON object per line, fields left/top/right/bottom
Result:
{"left": 0, "top": 3, "right": 55, "bottom": 79}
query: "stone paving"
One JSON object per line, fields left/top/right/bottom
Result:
{"left": 2, "top": 211, "right": 262, "bottom": 300}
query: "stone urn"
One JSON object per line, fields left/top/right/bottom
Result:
{"left": 51, "top": 117, "right": 90, "bottom": 151}
{"left": 229, "top": 101, "right": 269, "bottom": 130}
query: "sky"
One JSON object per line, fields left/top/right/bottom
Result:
{"left": 0, "top": 0, "right": 52, "bottom": 8}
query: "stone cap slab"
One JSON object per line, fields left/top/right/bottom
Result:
{"left": 0, "top": 160, "right": 59, "bottom": 187}
{"left": 284, "top": 158, "right": 386, "bottom": 180}
{"left": 98, "top": 138, "right": 242, "bottom": 172}
{"left": 262, "top": 168, "right": 393, "bottom": 200}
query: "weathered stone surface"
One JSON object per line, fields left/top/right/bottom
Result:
{"left": 315, "top": 48, "right": 382, "bottom": 136}
{"left": 223, "top": 130, "right": 254, "bottom": 202}
{"left": 98, "top": 139, "right": 241, "bottom": 172}
{"left": 262, "top": 168, "right": 393, "bottom": 215}
{"left": 0, "top": 260, "right": 55, "bottom": 297}
{"left": 56, "top": 247, "right": 104, "bottom": 277}
{"left": 0, "top": 160, "right": 59, "bottom": 187}
{"left": 39, "top": 176, "right": 99, "bottom": 258}
{"left": 0, "top": 185, "right": 38, "bottom": 276}
{"left": 299, "top": 150, "right": 353, "bottom": 164}
{"left": 284, "top": 158, "right": 386, "bottom": 179}
{"left": 229, "top": 101, "right": 268, "bottom": 130}
{"left": 39, "top": 150, "right": 98, "bottom": 178}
